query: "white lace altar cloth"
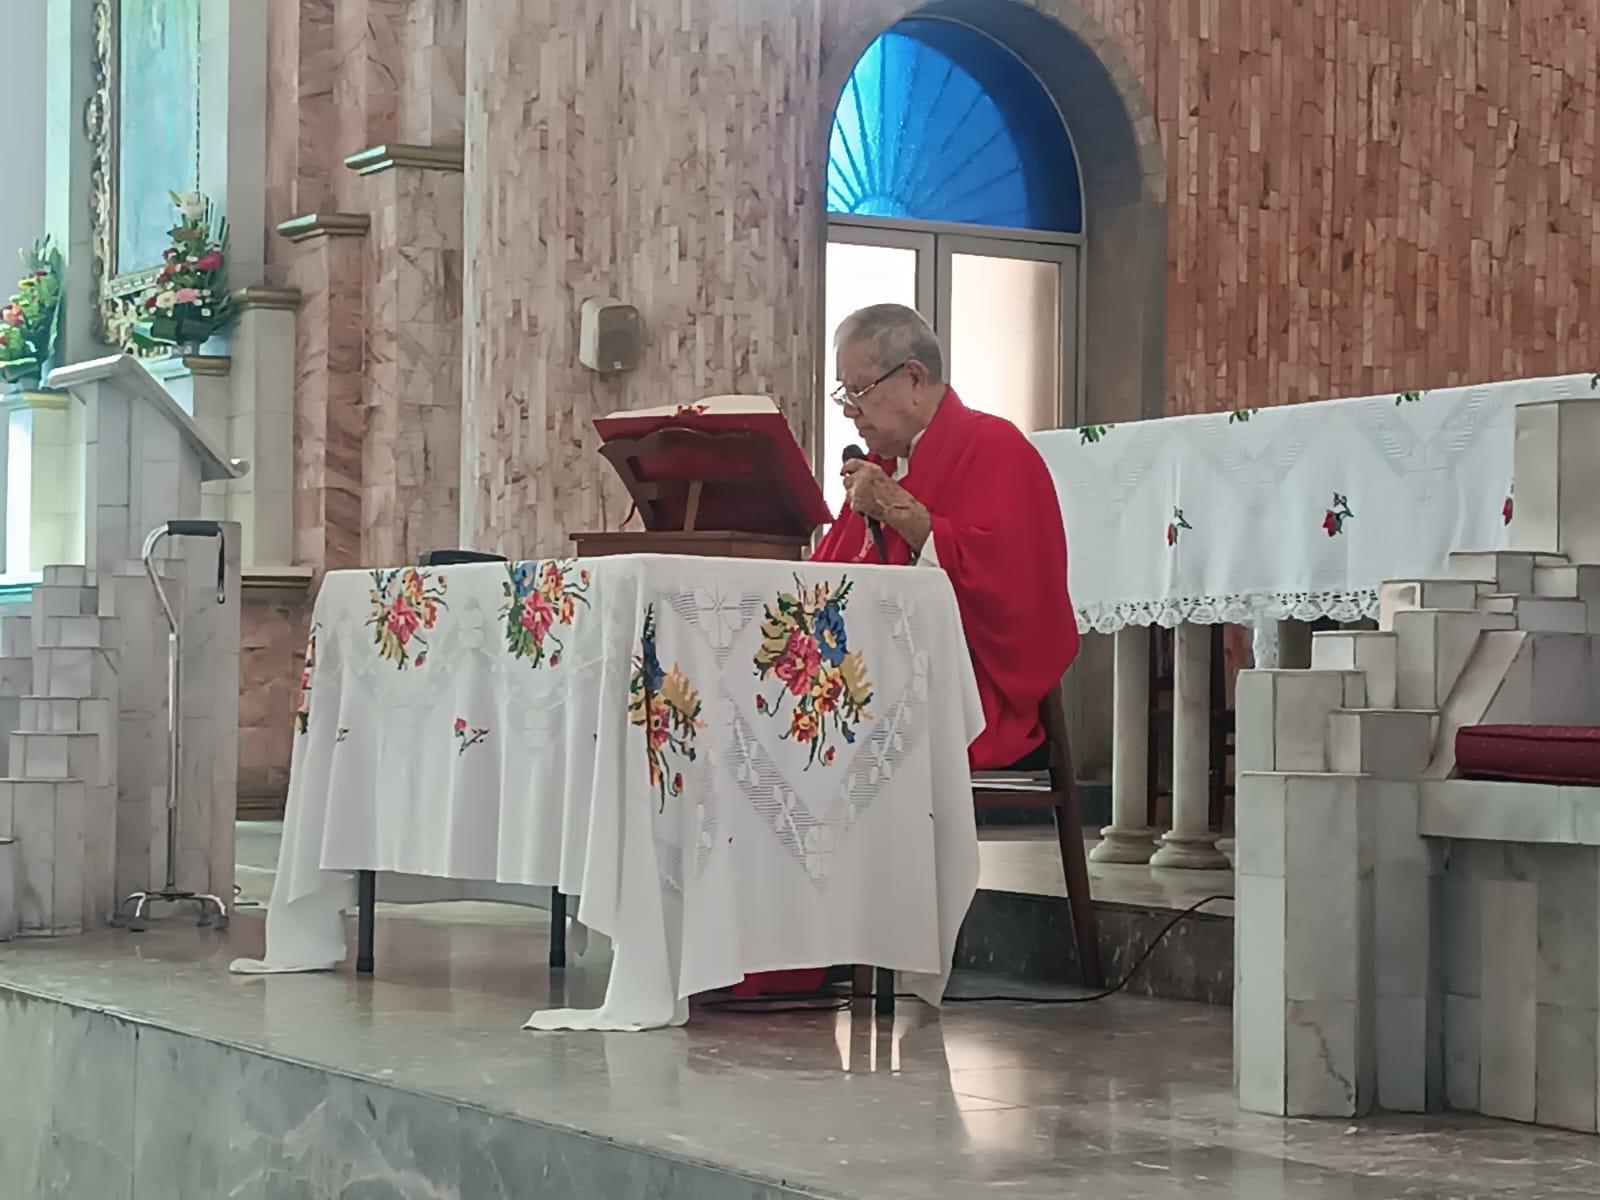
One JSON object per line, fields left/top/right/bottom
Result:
{"left": 230, "top": 555, "right": 984, "bottom": 1031}
{"left": 1033, "top": 374, "right": 1599, "bottom": 634}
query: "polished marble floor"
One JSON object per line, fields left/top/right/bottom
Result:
{"left": 3, "top": 903, "right": 1597, "bottom": 1199}
{"left": 236, "top": 821, "right": 1237, "bottom": 916}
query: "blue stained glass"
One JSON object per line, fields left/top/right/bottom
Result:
{"left": 828, "top": 20, "right": 1082, "bottom": 234}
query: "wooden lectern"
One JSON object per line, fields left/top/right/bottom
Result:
{"left": 572, "top": 399, "right": 834, "bottom": 561}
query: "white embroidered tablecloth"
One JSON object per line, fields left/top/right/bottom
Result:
{"left": 230, "top": 555, "right": 984, "bottom": 1031}
{"left": 1033, "top": 374, "right": 1599, "bottom": 636}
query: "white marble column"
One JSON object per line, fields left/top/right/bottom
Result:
{"left": 1152, "top": 622, "right": 1229, "bottom": 869}
{"left": 1091, "top": 625, "right": 1158, "bottom": 864}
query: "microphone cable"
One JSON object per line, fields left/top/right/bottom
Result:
{"left": 697, "top": 893, "right": 1233, "bottom": 1015}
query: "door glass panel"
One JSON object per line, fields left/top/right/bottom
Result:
{"left": 823, "top": 241, "right": 922, "bottom": 515}
{"left": 947, "top": 253, "right": 1062, "bottom": 434}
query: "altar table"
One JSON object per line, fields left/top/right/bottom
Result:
{"left": 230, "top": 555, "right": 984, "bottom": 1030}
{"left": 1034, "top": 373, "right": 1598, "bottom": 636}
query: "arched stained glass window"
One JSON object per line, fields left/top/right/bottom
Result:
{"left": 827, "top": 19, "right": 1082, "bottom": 234}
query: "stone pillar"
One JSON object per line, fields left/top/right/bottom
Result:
{"left": 1235, "top": 771, "right": 1377, "bottom": 1117}
{"left": 1512, "top": 397, "right": 1600, "bottom": 563}
{"left": 1091, "top": 625, "right": 1157, "bottom": 863}
{"left": 228, "top": 288, "right": 301, "bottom": 567}
{"left": 280, "top": 214, "right": 368, "bottom": 572}
{"left": 1, "top": 390, "right": 83, "bottom": 571}
{"left": 1152, "top": 622, "right": 1228, "bottom": 868}
{"left": 345, "top": 145, "right": 464, "bottom": 565}
{"left": 149, "top": 355, "right": 233, "bottom": 524}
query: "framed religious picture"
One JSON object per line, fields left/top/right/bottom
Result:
{"left": 87, "top": 0, "right": 203, "bottom": 351}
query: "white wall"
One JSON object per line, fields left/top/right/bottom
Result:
{"left": 0, "top": 0, "right": 48, "bottom": 275}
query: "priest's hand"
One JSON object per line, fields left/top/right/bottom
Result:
{"left": 842, "top": 460, "right": 931, "bottom": 554}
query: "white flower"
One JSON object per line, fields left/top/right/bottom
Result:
{"left": 176, "top": 191, "right": 206, "bottom": 221}
{"left": 154, "top": 291, "right": 178, "bottom": 311}
{"left": 200, "top": 307, "right": 211, "bottom": 317}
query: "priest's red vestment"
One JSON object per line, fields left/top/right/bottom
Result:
{"left": 734, "top": 389, "right": 1080, "bottom": 998}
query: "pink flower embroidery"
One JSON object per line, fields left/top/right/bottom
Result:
{"left": 774, "top": 630, "right": 821, "bottom": 696}
{"left": 519, "top": 590, "right": 555, "bottom": 641}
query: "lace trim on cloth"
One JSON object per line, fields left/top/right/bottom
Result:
{"left": 1075, "top": 588, "right": 1382, "bottom": 635}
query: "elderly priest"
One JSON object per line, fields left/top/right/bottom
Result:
{"left": 735, "top": 303, "right": 1081, "bottom": 998}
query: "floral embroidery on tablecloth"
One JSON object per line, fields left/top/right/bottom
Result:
{"left": 1166, "top": 507, "right": 1193, "bottom": 547}
{"left": 1395, "top": 390, "right": 1425, "bottom": 405}
{"left": 1078, "top": 423, "right": 1114, "bottom": 445}
{"left": 1228, "top": 408, "right": 1257, "bottom": 423}
{"left": 293, "top": 626, "right": 317, "bottom": 734}
{"left": 453, "top": 717, "right": 490, "bottom": 756}
{"left": 629, "top": 605, "right": 704, "bottom": 812}
{"left": 367, "top": 567, "right": 447, "bottom": 668}
{"left": 753, "top": 577, "right": 874, "bottom": 768}
{"left": 1323, "top": 493, "right": 1354, "bottom": 537}
{"left": 501, "top": 560, "right": 591, "bottom": 668}
{"left": 1502, "top": 482, "right": 1514, "bottom": 526}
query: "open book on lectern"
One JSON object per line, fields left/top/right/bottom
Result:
{"left": 592, "top": 396, "right": 834, "bottom": 537}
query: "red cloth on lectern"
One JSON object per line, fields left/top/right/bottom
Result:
{"left": 732, "top": 389, "right": 1080, "bottom": 998}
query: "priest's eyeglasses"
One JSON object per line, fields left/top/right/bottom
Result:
{"left": 829, "top": 361, "right": 908, "bottom": 411}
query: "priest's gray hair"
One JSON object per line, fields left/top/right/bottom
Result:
{"left": 834, "top": 303, "right": 946, "bottom": 384}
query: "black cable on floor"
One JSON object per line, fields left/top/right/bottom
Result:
{"left": 697, "top": 894, "right": 1233, "bottom": 1015}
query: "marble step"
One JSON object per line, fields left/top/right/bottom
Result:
{"left": 1378, "top": 579, "right": 1483, "bottom": 631}
{"left": 19, "top": 695, "right": 115, "bottom": 736}
{"left": 1235, "top": 668, "right": 1367, "bottom": 774}
{"left": 1447, "top": 550, "right": 1564, "bottom": 596}
{"left": 33, "top": 614, "right": 119, "bottom": 651}
{"left": 1476, "top": 593, "right": 1590, "bottom": 632}
{"left": 8, "top": 730, "right": 107, "bottom": 786}
{"left": 1310, "top": 630, "right": 1398, "bottom": 708}
{"left": 1533, "top": 562, "right": 1600, "bottom": 600}
{"left": 31, "top": 647, "right": 117, "bottom": 701}
{"left": 0, "top": 655, "right": 32, "bottom": 697}
{"left": 31, "top": 582, "right": 98, "bottom": 620}
{"left": 1391, "top": 608, "right": 1515, "bottom": 709}
{"left": 0, "top": 615, "right": 32, "bottom": 658}
{"left": 42, "top": 565, "right": 88, "bottom": 588}
{"left": 0, "top": 777, "right": 86, "bottom": 936}
{"left": 1327, "top": 708, "right": 1436, "bottom": 778}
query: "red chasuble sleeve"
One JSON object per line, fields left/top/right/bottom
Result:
{"left": 814, "top": 390, "right": 1080, "bottom": 770}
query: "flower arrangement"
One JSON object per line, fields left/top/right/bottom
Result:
{"left": 134, "top": 191, "right": 236, "bottom": 353}
{"left": 0, "top": 236, "right": 64, "bottom": 392}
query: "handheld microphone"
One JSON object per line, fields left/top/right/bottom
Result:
{"left": 842, "top": 443, "right": 889, "bottom": 562}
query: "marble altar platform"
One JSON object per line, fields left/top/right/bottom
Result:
{"left": 5, "top": 904, "right": 1600, "bottom": 1200}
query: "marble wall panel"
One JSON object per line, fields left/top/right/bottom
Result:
{"left": 824, "top": 0, "right": 1600, "bottom": 414}
{"left": 461, "top": 0, "right": 826, "bottom": 556}
{"left": 238, "top": 587, "right": 313, "bottom": 817}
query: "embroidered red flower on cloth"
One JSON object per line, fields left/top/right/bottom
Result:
{"left": 1166, "top": 507, "right": 1193, "bottom": 547}
{"left": 1503, "top": 491, "right": 1514, "bottom": 525}
{"left": 1323, "top": 493, "right": 1354, "bottom": 537}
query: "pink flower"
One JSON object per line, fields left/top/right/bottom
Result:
{"left": 520, "top": 590, "right": 555, "bottom": 641}
{"left": 773, "top": 630, "right": 821, "bottom": 696}
{"left": 1502, "top": 496, "right": 1514, "bottom": 525}
{"left": 173, "top": 287, "right": 201, "bottom": 305}
{"left": 386, "top": 596, "right": 420, "bottom": 642}
{"left": 454, "top": 717, "right": 467, "bottom": 734}
{"left": 196, "top": 251, "right": 224, "bottom": 271}
{"left": 1322, "top": 511, "right": 1339, "bottom": 537}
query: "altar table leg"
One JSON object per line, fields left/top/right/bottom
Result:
{"left": 549, "top": 889, "right": 568, "bottom": 968}
{"left": 356, "top": 870, "right": 376, "bottom": 975}
{"left": 876, "top": 968, "right": 894, "bottom": 1016}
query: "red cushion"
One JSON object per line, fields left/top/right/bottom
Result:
{"left": 1456, "top": 725, "right": 1600, "bottom": 786}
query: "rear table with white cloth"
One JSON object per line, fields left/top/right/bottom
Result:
{"left": 230, "top": 555, "right": 985, "bottom": 1031}
{"left": 1029, "top": 372, "right": 1599, "bottom": 868}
